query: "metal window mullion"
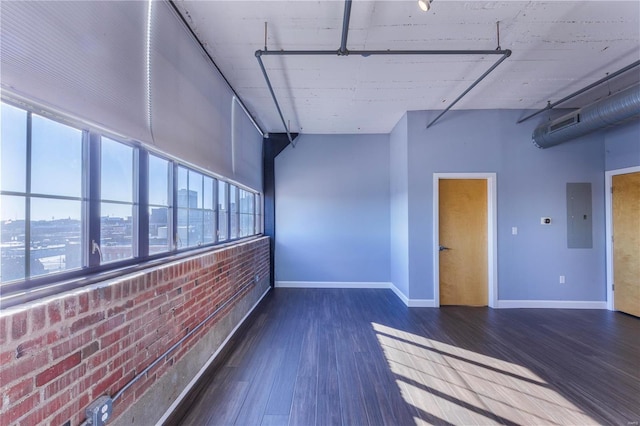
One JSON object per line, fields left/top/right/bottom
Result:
{"left": 225, "top": 183, "right": 230, "bottom": 241}
{"left": 138, "top": 150, "right": 149, "bottom": 258}
{"left": 236, "top": 189, "right": 240, "bottom": 238}
{"left": 87, "top": 133, "right": 101, "bottom": 268}
{"left": 213, "top": 178, "right": 219, "bottom": 244}
{"left": 98, "top": 199, "right": 136, "bottom": 206}
{"left": 172, "top": 163, "right": 179, "bottom": 250}
{"left": 200, "top": 175, "right": 205, "bottom": 245}
{"left": 253, "top": 193, "right": 258, "bottom": 235}
{"left": 227, "top": 185, "right": 232, "bottom": 240}
{"left": 235, "top": 188, "right": 240, "bottom": 238}
{"left": 253, "top": 194, "right": 257, "bottom": 235}
{"left": 167, "top": 161, "right": 174, "bottom": 252}
{"left": 22, "top": 193, "right": 84, "bottom": 202}
{"left": 232, "top": 186, "right": 238, "bottom": 240}
{"left": 24, "top": 112, "right": 32, "bottom": 278}
{"left": 185, "top": 170, "right": 190, "bottom": 247}
{"left": 226, "top": 183, "right": 230, "bottom": 241}
{"left": 81, "top": 130, "right": 90, "bottom": 269}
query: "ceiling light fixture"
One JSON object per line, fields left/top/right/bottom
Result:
{"left": 418, "top": 0, "right": 432, "bottom": 12}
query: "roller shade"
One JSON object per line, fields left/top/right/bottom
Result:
{"left": 0, "top": 1, "right": 151, "bottom": 143}
{"left": 149, "top": 1, "right": 234, "bottom": 178}
{"left": 232, "top": 99, "right": 263, "bottom": 190}
{"left": 1, "top": 0, "right": 262, "bottom": 191}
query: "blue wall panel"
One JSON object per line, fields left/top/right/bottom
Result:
{"left": 604, "top": 121, "right": 640, "bottom": 171}
{"left": 407, "top": 110, "right": 606, "bottom": 301}
{"left": 275, "top": 134, "right": 391, "bottom": 283}
{"left": 274, "top": 109, "right": 637, "bottom": 304}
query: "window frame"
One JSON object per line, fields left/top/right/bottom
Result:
{"left": 97, "top": 135, "right": 139, "bottom": 264}
{"left": 147, "top": 152, "right": 173, "bottom": 256}
{"left": 175, "top": 166, "right": 217, "bottom": 249}
{"left": 0, "top": 100, "right": 263, "bottom": 308}
{"left": 1, "top": 108, "right": 87, "bottom": 283}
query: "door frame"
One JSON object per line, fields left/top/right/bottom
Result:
{"left": 605, "top": 165, "right": 640, "bottom": 311}
{"left": 433, "top": 173, "right": 498, "bottom": 308}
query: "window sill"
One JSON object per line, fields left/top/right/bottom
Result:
{"left": 0, "top": 235, "right": 265, "bottom": 310}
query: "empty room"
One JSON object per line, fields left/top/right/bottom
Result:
{"left": 0, "top": 0, "right": 639, "bottom": 425}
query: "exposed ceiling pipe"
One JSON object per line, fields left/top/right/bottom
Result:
{"left": 339, "top": 0, "right": 352, "bottom": 56}
{"left": 255, "top": 51, "right": 294, "bottom": 146}
{"left": 254, "top": 2, "right": 512, "bottom": 134}
{"left": 532, "top": 84, "right": 640, "bottom": 149}
{"left": 518, "top": 60, "right": 640, "bottom": 124}
{"left": 256, "top": 48, "right": 511, "bottom": 132}
{"left": 258, "top": 49, "right": 510, "bottom": 57}
{"left": 427, "top": 50, "right": 511, "bottom": 128}
{"left": 168, "top": 0, "right": 265, "bottom": 136}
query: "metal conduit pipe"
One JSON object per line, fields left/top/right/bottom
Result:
{"left": 339, "top": 0, "right": 352, "bottom": 55}
{"left": 518, "top": 60, "right": 640, "bottom": 124}
{"left": 532, "top": 84, "right": 640, "bottom": 149}
{"left": 257, "top": 49, "right": 511, "bottom": 57}
{"left": 111, "top": 278, "right": 259, "bottom": 402}
{"left": 255, "top": 48, "right": 512, "bottom": 132}
{"left": 168, "top": 0, "right": 264, "bottom": 136}
{"left": 255, "top": 51, "right": 294, "bottom": 145}
{"left": 255, "top": 0, "right": 512, "bottom": 133}
{"left": 427, "top": 50, "right": 511, "bottom": 128}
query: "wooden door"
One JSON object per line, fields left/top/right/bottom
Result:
{"left": 439, "top": 179, "right": 488, "bottom": 306}
{"left": 613, "top": 172, "right": 640, "bottom": 317}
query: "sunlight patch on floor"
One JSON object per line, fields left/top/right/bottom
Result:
{"left": 371, "top": 322, "right": 599, "bottom": 425}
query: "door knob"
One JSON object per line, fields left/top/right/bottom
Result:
{"left": 439, "top": 245, "right": 450, "bottom": 251}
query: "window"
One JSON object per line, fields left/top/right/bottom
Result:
{"left": 203, "top": 176, "right": 216, "bottom": 245}
{"left": 255, "top": 194, "right": 262, "bottom": 235}
{"left": 177, "top": 167, "right": 215, "bottom": 248}
{"left": 239, "top": 190, "right": 255, "bottom": 237}
{"left": 217, "top": 181, "right": 228, "bottom": 242}
{"left": 1, "top": 103, "right": 84, "bottom": 282}
{"left": 0, "top": 100, "right": 262, "bottom": 300}
{"left": 100, "top": 137, "right": 136, "bottom": 262}
{"left": 148, "top": 154, "right": 172, "bottom": 254}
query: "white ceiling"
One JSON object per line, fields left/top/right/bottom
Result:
{"left": 174, "top": 0, "right": 640, "bottom": 134}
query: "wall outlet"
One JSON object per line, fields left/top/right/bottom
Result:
{"left": 85, "top": 396, "right": 113, "bottom": 425}
{"left": 541, "top": 217, "right": 552, "bottom": 225}
{"left": 559, "top": 275, "right": 565, "bottom": 284}
{"left": 511, "top": 227, "right": 518, "bottom": 235}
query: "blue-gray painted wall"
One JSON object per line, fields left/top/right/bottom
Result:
{"left": 274, "top": 110, "right": 639, "bottom": 302}
{"left": 604, "top": 121, "right": 640, "bottom": 171}
{"left": 390, "top": 113, "right": 410, "bottom": 295}
{"left": 275, "top": 134, "right": 391, "bottom": 283}
{"left": 407, "top": 110, "right": 606, "bottom": 301}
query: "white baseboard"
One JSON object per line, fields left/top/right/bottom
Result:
{"left": 496, "top": 300, "right": 607, "bottom": 309}
{"left": 275, "top": 283, "right": 605, "bottom": 310}
{"left": 388, "top": 282, "right": 436, "bottom": 307}
{"left": 275, "top": 281, "right": 392, "bottom": 289}
{"left": 407, "top": 299, "right": 437, "bottom": 308}
{"left": 156, "top": 286, "right": 271, "bottom": 426}
{"left": 388, "top": 282, "right": 409, "bottom": 305}
{"left": 277, "top": 281, "right": 437, "bottom": 308}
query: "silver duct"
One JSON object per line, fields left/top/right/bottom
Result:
{"left": 532, "top": 84, "right": 640, "bottom": 149}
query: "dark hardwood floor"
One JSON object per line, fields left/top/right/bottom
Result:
{"left": 169, "top": 289, "right": 640, "bottom": 426}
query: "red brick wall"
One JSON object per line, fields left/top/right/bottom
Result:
{"left": 0, "top": 237, "right": 270, "bottom": 426}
